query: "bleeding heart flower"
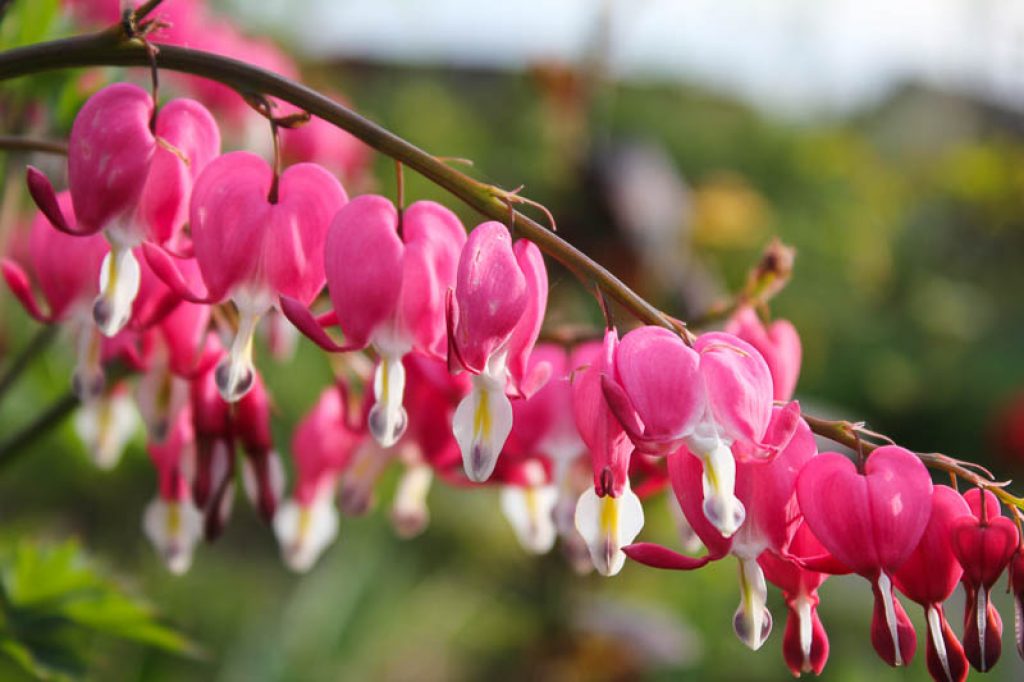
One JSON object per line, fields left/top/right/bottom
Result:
{"left": 281, "top": 195, "right": 465, "bottom": 447}
{"left": 28, "top": 83, "right": 220, "bottom": 336}
{"left": 626, "top": 410, "right": 817, "bottom": 650}
{"left": 501, "top": 343, "right": 589, "bottom": 558}
{"left": 143, "top": 407, "right": 203, "bottom": 575}
{"left": 603, "top": 326, "right": 800, "bottom": 537}
{"left": 1009, "top": 547, "right": 1024, "bottom": 661}
{"left": 950, "top": 488, "right": 1019, "bottom": 672}
{"left": 274, "top": 382, "right": 361, "bottom": 572}
{"left": 796, "top": 445, "right": 933, "bottom": 667}
{"left": 447, "top": 222, "right": 549, "bottom": 482}
{"left": 234, "top": 371, "right": 284, "bottom": 525}
{"left": 759, "top": 522, "right": 832, "bottom": 677}
{"left": 893, "top": 485, "right": 972, "bottom": 682}
{"left": 186, "top": 338, "right": 236, "bottom": 540}
{"left": 145, "top": 151, "right": 347, "bottom": 402}
{"left": 570, "top": 329, "right": 643, "bottom": 576}
{"left": 725, "top": 306, "right": 802, "bottom": 401}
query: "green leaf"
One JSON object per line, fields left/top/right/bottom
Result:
{"left": 0, "top": 540, "right": 198, "bottom": 680}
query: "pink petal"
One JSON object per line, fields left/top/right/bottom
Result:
{"left": 505, "top": 239, "right": 548, "bottom": 396}
{"left": 615, "top": 326, "right": 703, "bottom": 444}
{"left": 324, "top": 195, "right": 403, "bottom": 349}
{"left": 279, "top": 295, "right": 356, "bottom": 353}
{"left": 452, "top": 223, "right": 528, "bottom": 374}
{"left": 623, "top": 541, "right": 715, "bottom": 570}
{"left": 68, "top": 83, "right": 155, "bottom": 234}
{"left": 696, "top": 331, "right": 773, "bottom": 445}
{"left": 26, "top": 167, "right": 87, "bottom": 236}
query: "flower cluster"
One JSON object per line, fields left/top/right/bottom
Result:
{"left": 2, "top": 3, "right": 1023, "bottom": 680}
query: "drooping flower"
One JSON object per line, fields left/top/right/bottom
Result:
{"left": 572, "top": 330, "right": 644, "bottom": 576}
{"left": 603, "top": 326, "right": 800, "bottom": 536}
{"left": 234, "top": 371, "right": 284, "bottom": 525}
{"left": 725, "top": 306, "right": 802, "bottom": 401}
{"left": 28, "top": 82, "right": 220, "bottom": 336}
{"left": 796, "top": 446, "right": 933, "bottom": 667}
{"left": 143, "top": 408, "right": 203, "bottom": 574}
{"left": 497, "top": 343, "right": 589, "bottom": 556}
{"left": 281, "top": 195, "right": 465, "bottom": 447}
{"left": 145, "top": 151, "right": 346, "bottom": 402}
{"left": 892, "top": 484, "right": 972, "bottom": 682}
{"left": 626, "top": 410, "right": 817, "bottom": 650}
{"left": 950, "top": 488, "right": 1020, "bottom": 672}
{"left": 759, "top": 522, "right": 832, "bottom": 677}
{"left": 447, "top": 222, "right": 548, "bottom": 482}
{"left": 274, "top": 382, "right": 361, "bottom": 572}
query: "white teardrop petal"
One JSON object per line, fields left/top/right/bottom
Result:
{"left": 273, "top": 492, "right": 340, "bottom": 573}
{"left": 142, "top": 497, "right": 203, "bottom": 575}
{"left": 500, "top": 483, "right": 558, "bottom": 554}
{"left": 574, "top": 482, "right": 645, "bottom": 576}
{"left": 453, "top": 377, "right": 513, "bottom": 483}
{"left": 94, "top": 245, "right": 141, "bottom": 337}
{"left": 368, "top": 353, "right": 409, "bottom": 448}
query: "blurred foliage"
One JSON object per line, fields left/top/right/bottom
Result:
{"left": 0, "top": 540, "right": 194, "bottom": 680}
{"left": 1, "top": 2, "right": 1024, "bottom": 681}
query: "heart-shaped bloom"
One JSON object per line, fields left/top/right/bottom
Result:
{"left": 759, "top": 522, "right": 832, "bottom": 677}
{"left": 627, "top": 410, "right": 817, "bottom": 650}
{"left": 234, "top": 372, "right": 284, "bottom": 526}
{"left": 145, "top": 151, "right": 347, "bottom": 402}
{"left": 893, "top": 485, "right": 972, "bottom": 682}
{"left": 950, "top": 488, "right": 1019, "bottom": 672}
{"left": 274, "top": 382, "right": 361, "bottom": 572}
{"left": 28, "top": 83, "right": 220, "bottom": 336}
{"left": 281, "top": 195, "right": 465, "bottom": 447}
{"left": 572, "top": 329, "right": 644, "bottom": 576}
{"left": 448, "top": 222, "right": 548, "bottom": 482}
{"left": 796, "top": 446, "right": 933, "bottom": 667}
{"left": 186, "top": 338, "right": 236, "bottom": 540}
{"left": 143, "top": 407, "right": 203, "bottom": 575}
{"left": 725, "top": 306, "right": 802, "bottom": 401}
{"left": 501, "top": 343, "right": 589, "bottom": 557}
{"left": 604, "top": 326, "right": 800, "bottom": 537}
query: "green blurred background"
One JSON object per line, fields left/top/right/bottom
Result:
{"left": 2, "top": 0, "right": 1024, "bottom": 679}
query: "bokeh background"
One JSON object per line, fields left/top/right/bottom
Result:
{"left": 2, "top": 0, "right": 1024, "bottom": 680}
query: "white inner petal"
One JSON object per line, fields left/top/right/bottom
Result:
{"left": 500, "top": 483, "right": 558, "bottom": 555}
{"left": 142, "top": 497, "right": 203, "bottom": 575}
{"left": 368, "top": 353, "right": 409, "bottom": 448}
{"left": 94, "top": 245, "right": 141, "bottom": 337}
{"left": 273, "top": 490, "right": 340, "bottom": 573}
{"left": 453, "top": 372, "right": 513, "bottom": 483}
{"left": 574, "top": 482, "right": 645, "bottom": 577}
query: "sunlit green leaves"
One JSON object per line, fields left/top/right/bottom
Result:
{"left": 0, "top": 540, "right": 196, "bottom": 680}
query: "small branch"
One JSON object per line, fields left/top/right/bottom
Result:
{"left": 0, "top": 390, "right": 78, "bottom": 469}
{"left": 803, "top": 414, "right": 1024, "bottom": 511}
{"left": 0, "top": 325, "right": 58, "bottom": 404}
{"left": 0, "top": 134, "right": 68, "bottom": 156}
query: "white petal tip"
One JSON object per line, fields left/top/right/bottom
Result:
{"left": 574, "top": 485, "right": 645, "bottom": 577}
{"left": 273, "top": 497, "right": 339, "bottom": 573}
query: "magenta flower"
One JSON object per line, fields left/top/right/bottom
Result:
{"left": 759, "top": 522, "right": 832, "bottom": 677}
{"left": 950, "top": 488, "right": 1020, "bottom": 672}
{"left": 725, "top": 306, "right": 802, "bottom": 401}
{"left": 796, "top": 446, "right": 933, "bottom": 667}
{"left": 143, "top": 407, "right": 203, "bottom": 575}
{"left": 571, "top": 329, "right": 643, "bottom": 576}
{"left": 274, "top": 383, "right": 361, "bottom": 572}
{"left": 281, "top": 195, "right": 465, "bottom": 447}
{"left": 447, "top": 223, "right": 548, "bottom": 482}
{"left": 145, "top": 151, "right": 346, "bottom": 402}
{"left": 892, "top": 485, "right": 971, "bottom": 682}
{"left": 604, "top": 326, "right": 800, "bottom": 536}
{"left": 28, "top": 82, "right": 220, "bottom": 336}
{"left": 627, "top": 410, "right": 817, "bottom": 649}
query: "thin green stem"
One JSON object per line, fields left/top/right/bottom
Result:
{"left": 0, "top": 134, "right": 68, "bottom": 155}
{"left": 0, "top": 325, "right": 58, "bottom": 404}
{"left": 0, "top": 390, "right": 77, "bottom": 469}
